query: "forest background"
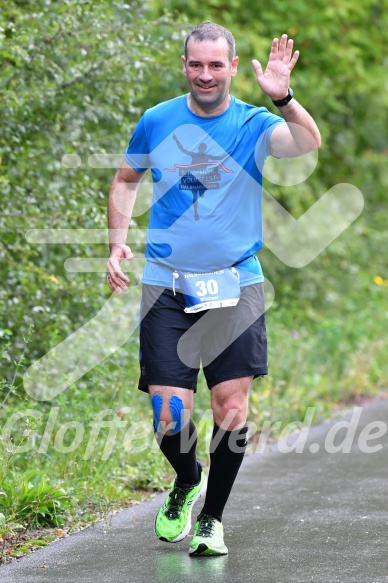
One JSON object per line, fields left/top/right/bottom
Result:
{"left": 0, "top": 0, "right": 387, "bottom": 559}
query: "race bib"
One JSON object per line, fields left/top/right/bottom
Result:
{"left": 173, "top": 268, "right": 240, "bottom": 313}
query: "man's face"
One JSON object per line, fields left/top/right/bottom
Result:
{"left": 182, "top": 37, "right": 238, "bottom": 116}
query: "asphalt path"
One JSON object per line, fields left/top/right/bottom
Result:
{"left": 1, "top": 398, "right": 388, "bottom": 583}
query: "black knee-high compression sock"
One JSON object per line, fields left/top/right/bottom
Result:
{"left": 155, "top": 419, "right": 200, "bottom": 486}
{"left": 200, "top": 423, "right": 248, "bottom": 522}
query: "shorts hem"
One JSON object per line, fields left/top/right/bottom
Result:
{"left": 205, "top": 368, "right": 268, "bottom": 389}
{"left": 138, "top": 379, "right": 198, "bottom": 393}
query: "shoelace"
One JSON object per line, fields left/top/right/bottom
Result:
{"left": 166, "top": 486, "right": 190, "bottom": 519}
{"left": 197, "top": 514, "right": 216, "bottom": 537}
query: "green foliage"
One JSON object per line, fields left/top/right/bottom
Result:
{"left": 0, "top": 469, "right": 73, "bottom": 528}
{"left": 0, "top": 324, "right": 33, "bottom": 408}
{"left": 0, "top": 0, "right": 187, "bottom": 376}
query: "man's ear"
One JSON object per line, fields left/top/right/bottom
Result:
{"left": 231, "top": 56, "right": 239, "bottom": 77}
{"left": 181, "top": 55, "right": 187, "bottom": 76}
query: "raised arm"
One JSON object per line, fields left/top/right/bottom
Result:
{"left": 106, "top": 160, "right": 146, "bottom": 294}
{"left": 173, "top": 133, "right": 193, "bottom": 156}
{"left": 252, "top": 34, "right": 321, "bottom": 158}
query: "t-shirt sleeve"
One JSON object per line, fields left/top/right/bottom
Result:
{"left": 124, "top": 115, "right": 150, "bottom": 172}
{"left": 250, "top": 110, "right": 285, "bottom": 169}
{"left": 259, "top": 112, "right": 285, "bottom": 154}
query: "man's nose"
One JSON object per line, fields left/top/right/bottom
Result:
{"left": 199, "top": 66, "right": 212, "bottom": 82}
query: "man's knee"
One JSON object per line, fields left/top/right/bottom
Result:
{"left": 211, "top": 379, "right": 251, "bottom": 430}
{"left": 212, "top": 397, "right": 247, "bottom": 430}
{"left": 151, "top": 394, "right": 188, "bottom": 435}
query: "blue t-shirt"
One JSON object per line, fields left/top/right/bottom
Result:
{"left": 125, "top": 94, "right": 284, "bottom": 289}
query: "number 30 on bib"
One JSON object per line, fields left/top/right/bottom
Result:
{"left": 196, "top": 279, "right": 219, "bottom": 297}
{"left": 172, "top": 268, "right": 240, "bottom": 313}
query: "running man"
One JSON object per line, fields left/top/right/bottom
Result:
{"left": 106, "top": 22, "right": 320, "bottom": 556}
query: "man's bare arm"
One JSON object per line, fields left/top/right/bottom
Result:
{"left": 106, "top": 160, "right": 146, "bottom": 294}
{"left": 269, "top": 100, "right": 321, "bottom": 158}
{"left": 252, "top": 34, "right": 321, "bottom": 158}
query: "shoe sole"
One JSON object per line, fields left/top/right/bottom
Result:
{"left": 155, "top": 475, "right": 207, "bottom": 543}
{"left": 189, "top": 543, "right": 228, "bottom": 556}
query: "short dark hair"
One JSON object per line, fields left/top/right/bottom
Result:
{"left": 184, "top": 22, "right": 236, "bottom": 63}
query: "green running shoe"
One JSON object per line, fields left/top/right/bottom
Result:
{"left": 155, "top": 464, "right": 207, "bottom": 543}
{"left": 189, "top": 514, "right": 228, "bottom": 556}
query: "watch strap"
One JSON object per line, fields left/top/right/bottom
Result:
{"left": 272, "top": 88, "right": 294, "bottom": 107}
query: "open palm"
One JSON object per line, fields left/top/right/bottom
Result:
{"left": 252, "top": 34, "right": 299, "bottom": 101}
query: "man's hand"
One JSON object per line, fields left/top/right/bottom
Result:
{"left": 106, "top": 243, "right": 133, "bottom": 295}
{"left": 252, "top": 34, "right": 299, "bottom": 101}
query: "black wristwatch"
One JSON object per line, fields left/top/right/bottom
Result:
{"left": 272, "top": 88, "right": 294, "bottom": 107}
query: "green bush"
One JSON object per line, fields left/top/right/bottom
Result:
{"left": 0, "top": 470, "right": 74, "bottom": 528}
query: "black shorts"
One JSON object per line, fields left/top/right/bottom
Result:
{"left": 138, "top": 283, "right": 268, "bottom": 392}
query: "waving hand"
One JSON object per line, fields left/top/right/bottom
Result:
{"left": 252, "top": 34, "right": 299, "bottom": 101}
